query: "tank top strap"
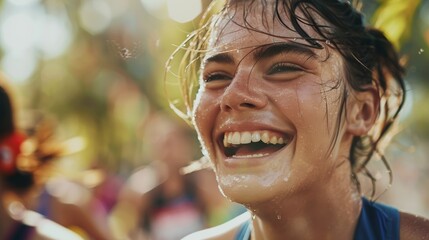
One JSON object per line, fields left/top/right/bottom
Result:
{"left": 354, "top": 197, "right": 400, "bottom": 240}
{"left": 234, "top": 197, "right": 400, "bottom": 240}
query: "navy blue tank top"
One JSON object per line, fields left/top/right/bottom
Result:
{"left": 235, "top": 198, "right": 400, "bottom": 240}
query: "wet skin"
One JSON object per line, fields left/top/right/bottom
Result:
{"left": 193, "top": 10, "right": 355, "bottom": 207}
{"left": 188, "top": 3, "right": 429, "bottom": 240}
{"left": 190, "top": 5, "right": 373, "bottom": 239}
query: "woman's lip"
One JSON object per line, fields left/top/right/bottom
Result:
{"left": 216, "top": 121, "right": 293, "bottom": 134}
{"left": 222, "top": 143, "right": 289, "bottom": 168}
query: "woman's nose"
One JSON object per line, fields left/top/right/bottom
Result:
{"left": 220, "top": 72, "right": 268, "bottom": 112}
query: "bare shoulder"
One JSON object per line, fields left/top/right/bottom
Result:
{"left": 182, "top": 211, "right": 250, "bottom": 240}
{"left": 400, "top": 211, "right": 429, "bottom": 239}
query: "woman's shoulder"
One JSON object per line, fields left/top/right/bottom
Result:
{"left": 182, "top": 211, "right": 251, "bottom": 240}
{"left": 400, "top": 211, "right": 429, "bottom": 239}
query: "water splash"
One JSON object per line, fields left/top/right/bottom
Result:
{"left": 418, "top": 48, "right": 424, "bottom": 55}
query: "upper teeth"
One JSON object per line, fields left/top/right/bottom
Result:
{"left": 223, "top": 131, "right": 287, "bottom": 147}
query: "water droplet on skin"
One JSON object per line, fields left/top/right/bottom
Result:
{"left": 236, "top": 49, "right": 240, "bottom": 53}
{"left": 292, "top": 38, "right": 297, "bottom": 41}
{"left": 418, "top": 48, "right": 424, "bottom": 54}
{"left": 276, "top": 215, "right": 282, "bottom": 220}
{"left": 325, "top": 40, "right": 331, "bottom": 45}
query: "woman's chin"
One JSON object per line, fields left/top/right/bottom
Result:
{"left": 217, "top": 174, "right": 289, "bottom": 205}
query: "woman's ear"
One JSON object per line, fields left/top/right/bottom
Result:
{"left": 346, "top": 87, "right": 380, "bottom": 136}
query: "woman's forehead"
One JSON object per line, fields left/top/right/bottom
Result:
{"left": 209, "top": 2, "right": 325, "bottom": 51}
{"left": 205, "top": 23, "right": 328, "bottom": 64}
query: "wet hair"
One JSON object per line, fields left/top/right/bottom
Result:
{"left": 167, "top": 0, "right": 405, "bottom": 198}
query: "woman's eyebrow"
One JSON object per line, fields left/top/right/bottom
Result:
{"left": 202, "top": 42, "right": 316, "bottom": 68}
{"left": 203, "top": 53, "right": 235, "bottom": 67}
{"left": 253, "top": 42, "right": 317, "bottom": 61}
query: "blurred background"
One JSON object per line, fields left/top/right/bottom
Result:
{"left": 0, "top": 0, "right": 428, "bottom": 238}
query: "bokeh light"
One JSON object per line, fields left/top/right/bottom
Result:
{"left": 1, "top": 52, "right": 38, "bottom": 83}
{"left": 167, "top": 0, "right": 202, "bottom": 23}
{"left": 0, "top": 9, "right": 39, "bottom": 52}
{"left": 140, "top": 0, "right": 165, "bottom": 12}
{"left": 6, "top": 0, "right": 40, "bottom": 7}
{"left": 37, "top": 14, "right": 72, "bottom": 59}
{"left": 78, "top": 0, "right": 112, "bottom": 35}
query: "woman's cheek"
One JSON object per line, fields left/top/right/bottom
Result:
{"left": 193, "top": 92, "right": 220, "bottom": 160}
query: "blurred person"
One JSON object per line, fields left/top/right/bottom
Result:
{"left": 110, "top": 112, "right": 244, "bottom": 240}
{"left": 0, "top": 78, "right": 112, "bottom": 240}
{"left": 166, "top": 0, "right": 429, "bottom": 239}
{"left": 87, "top": 165, "right": 124, "bottom": 217}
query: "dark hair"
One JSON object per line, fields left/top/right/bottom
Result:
{"left": 167, "top": 0, "right": 405, "bottom": 198}
{"left": 3, "top": 172, "right": 35, "bottom": 190}
{"left": 0, "top": 85, "right": 35, "bottom": 191}
{"left": 0, "top": 86, "right": 15, "bottom": 138}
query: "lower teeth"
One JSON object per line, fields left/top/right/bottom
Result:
{"left": 232, "top": 153, "right": 270, "bottom": 158}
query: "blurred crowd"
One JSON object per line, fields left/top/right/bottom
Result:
{"left": 0, "top": 74, "right": 244, "bottom": 240}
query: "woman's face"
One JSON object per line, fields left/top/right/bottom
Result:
{"left": 193, "top": 6, "right": 351, "bottom": 204}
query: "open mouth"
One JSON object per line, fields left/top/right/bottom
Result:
{"left": 222, "top": 131, "right": 293, "bottom": 158}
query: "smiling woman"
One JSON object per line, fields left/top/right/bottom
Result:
{"left": 167, "top": 0, "right": 429, "bottom": 239}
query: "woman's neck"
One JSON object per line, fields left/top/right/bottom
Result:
{"left": 248, "top": 164, "right": 362, "bottom": 240}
